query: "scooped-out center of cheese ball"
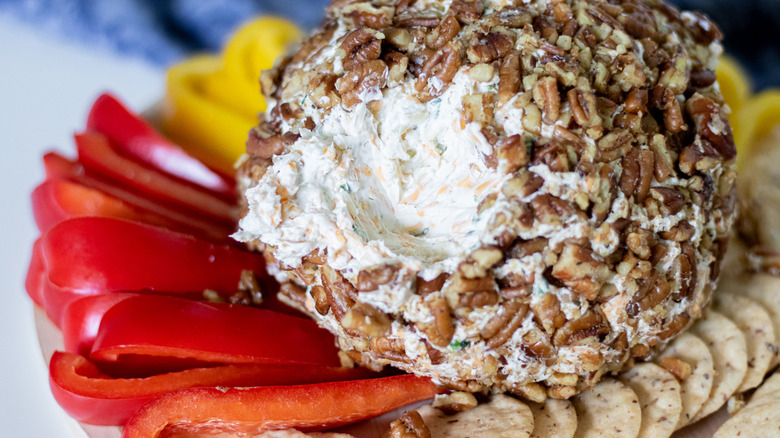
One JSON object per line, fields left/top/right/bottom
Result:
{"left": 237, "top": 70, "right": 507, "bottom": 278}
{"left": 235, "top": 0, "right": 738, "bottom": 397}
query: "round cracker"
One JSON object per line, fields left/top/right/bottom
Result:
{"left": 528, "top": 398, "right": 577, "bottom": 438}
{"left": 715, "top": 292, "right": 777, "bottom": 391}
{"left": 689, "top": 310, "right": 748, "bottom": 423}
{"left": 418, "top": 394, "right": 534, "bottom": 438}
{"left": 572, "top": 378, "right": 641, "bottom": 438}
{"left": 713, "top": 370, "right": 780, "bottom": 438}
{"left": 618, "top": 362, "right": 682, "bottom": 438}
{"left": 656, "top": 332, "right": 715, "bottom": 428}
{"left": 728, "top": 273, "right": 780, "bottom": 368}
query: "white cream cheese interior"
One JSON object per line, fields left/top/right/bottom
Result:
{"left": 235, "top": 71, "right": 506, "bottom": 278}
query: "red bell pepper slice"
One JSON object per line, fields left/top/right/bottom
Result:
{"left": 74, "top": 131, "right": 237, "bottom": 225}
{"left": 62, "top": 292, "right": 142, "bottom": 357}
{"left": 33, "top": 179, "right": 185, "bottom": 234}
{"left": 40, "top": 217, "right": 267, "bottom": 326}
{"left": 41, "top": 152, "right": 234, "bottom": 241}
{"left": 25, "top": 238, "right": 46, "bottom": 308}
{"left": 86, "top": 93, "right": 236, "bottom": 201}
{"left": 122, "top": 375, "right": 441, "bottom": 437}
{"left": 89, "top": 295, "right": 340, "bottom": 369}
{"left": 50, "top": 352, "right": 377, "bottom": 426}
{"left": 44, "top": 216, "right": 265, "bottom": 295}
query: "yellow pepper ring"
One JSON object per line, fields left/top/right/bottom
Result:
{"left": 733, "top": 90, "right": 780, "bottom": 166}
{"left": 161, "top": 17, "right": 303, "bottom": 173}
{"left": 161, "top": 55, "right": 258, "bottom": 174}
{"left": 716, "top": 56, "right": 752, "bottom": 115}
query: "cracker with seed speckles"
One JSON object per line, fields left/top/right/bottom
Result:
{"left": 689, "top": 310, "right": 748, "bottom": 423}
{"left": 714, "top": 370, "right": 780, "bottom": 437}
{"left": 714, "top": 291, "right": 777, "bottom": 392}
{"left": 619, "top": 362, "right": 681, "bottom": 438}
{"left": 728, "top": 273, "right": 780, "bottom": 368}
{"left": 528, "top": 398, "right": 577, "bottom": 438}
{"left": 417, "top": 394, "right": 534, "bottom": 438}
{"left": 572, "top": 379, "right": 640, "bottom": 438}
{"left": 656, "top": 332, "right": 714, "bottom": 429}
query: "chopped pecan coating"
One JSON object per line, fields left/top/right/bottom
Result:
{"left": 240, "top": 0, "right": 738, "bottom": 399}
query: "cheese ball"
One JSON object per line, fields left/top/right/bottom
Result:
{"left": 234, "top": 0, "right": 737, "bottom": 398}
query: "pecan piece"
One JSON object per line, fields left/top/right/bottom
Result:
{"left": 597, "top": 128, "right": 633, "bottom": 162}
{"left": 686, "top": 93, "right": 737, "bottom": 160}
{"left": 498, "top": 51, "right": 521, "bottom": 103}
{"left": 657, "top": 311, "right": 691, "bottom": 341}
{"left": 341, "top": 302, "right": 391, "bottom": 337}
{"left": 509, "top": 237, "right": 548, "bottom": 259}
{"left": 522, "top": 327, "right": 555, "bottom": 365}
{"left": 458, "top": 246, "right": 503, "bottom": 279}
{"left": 449, "top": 0, "right": 484, "bottom": 24}
{"left": 432, "top": 392, "right": 478, "bottom": 414}
{"left": 502, "top": 171, "right": 544, "bottom": 199}
{"left": 340, "top": 28, "right": 382, "bottom": 71}
{"left": 246, "top": 127, "right": 291, "bottom": 159}
{"left": 624, "top": 88, "right": 648, "bottom": 114}
{"left": 427, "top": 14, "right": 460, "bottom": 49}
{"left": 567, "top": 78, "right": 600, "bottom": 128}
{"left": 672, "top": 243, "right": 698, "bottom": 301}
{"left": 533, "top": 76, "right": 560, "bottom": 124}
{"left": 552, "top": 243, "right": 611, "bottom": 301}
{"left": 418, "top": 296, "right": 455, "bottom": 347}
{"left": 480, "top": 298, "right": 528, "bottom": 345}
{"left": 531, "top": 292, "right": 566, "bottom": 334}
{"left": 416, "top": 42, "right": 461, "bottom": 100}
{"left": 619, "top": 147, "right": 654, "bottom": 202}
{"left": 389, "top": 410, "right": 431, "bottom": 438}
{"left": 370, "top": 335, "right": 406, "bottom": 356}
{"left": 321, "top": 265, "right": 357, "bottom": 321}
{"left": 357, "top": 263, "right": 398, "bottom": 291}
{"left": 510, "top": 382, "right": 547, "bottom": 403}
{"left": 661, "top": 221, "right": 695, "bottom": 242}
{"left": 553, "top": 310, "right": 609, "bottom": 346}
{"left": 336, "top": 59, "right": 388, "bottom": 108}
{"left": 659, "top": 356, "right": 692, "bottom": 382}
{"left": 310, "top": 285, "right": 330, "bottom": 315}
{"left": 496, "top": 134, "right": 530, "bottom": 173}
{"left": 462, "top": 93, "right": 495, "bottom": 125}
{"left": 345, "top": 4, "right": 394, "bottom": 29}
{"left": 467, "top": 32, "right": 514, "bottom": 64}
{"left": 531, "top": 194, "right": 577, "bottom": 225}
{"left": 626, "top": 270, "right": 672, "bottom": 317}
{"left": 416, "top": 273, "right": 448, "bottom": 296}
{"left": 648, "top": 187, "right": 684, "bottom": 215}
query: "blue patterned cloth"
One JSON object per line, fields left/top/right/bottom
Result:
{"left": 0, "top": 0, "right": 330, "bottom": 65}
{"left": 1, "top": 0, "right": 778, "bottom": 88}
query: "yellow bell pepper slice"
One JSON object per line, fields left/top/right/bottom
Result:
{"left": 717, "top": 56, "right": 751, "bottom": 115}
{"left": 161, "top": 55, "right": 258, "bottom": 174}
{"left": 733, "top": 90, "right": 780, "bottom": 166}
{"left": 161, "top": 17, "right": 302, "bottom": 173}
{"left": 222, "top": 17, "right": 303, "bottom": 86}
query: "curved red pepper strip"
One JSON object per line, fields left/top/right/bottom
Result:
{"left": 50, "top": 352, "right": 378, "bottom": 426}
{"left": 44, "top": 216, "right": 265, "bottom": 296}
{"left": 62, "top": 292, "right": 142, "bottom": 357}
{"left": 90, "top": 294, "right": 340, "bottom": 369}
{"left": 122, "top": 374, "right": 442, "bottom": 437}
{"left": 74, "top": 131, "right": 237, "bottom": 226}
{"left": 86, "top": 93, "right": 236, "bottom": 201}
{"left": 41, "top": 152, "right": 234, "bottom": 242}
{"left": 32, "top": 179, "right": 197, "bottom": 235}
{"left": 40, "top": 217, "right": 266, "bottom": 326}
{"left": 25, "top": 238, "right": 46, "bottom": 308}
